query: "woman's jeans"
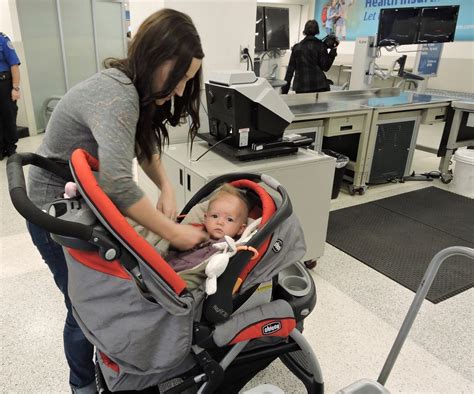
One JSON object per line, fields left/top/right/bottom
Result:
{"left": 27, "top": 222, "right": 95, "bottom": 390}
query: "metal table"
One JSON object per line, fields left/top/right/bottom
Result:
{"left": 283, "top": 88, "right": 452, "bottom": 194}
{"left": 437, "top": 100, "right": 474, "bottom": 183}
{"left": 335, "top": 90, "right": 452, "bottom": 187}
{"left": 283, "top": 92, "right": 373, "bottom": 194}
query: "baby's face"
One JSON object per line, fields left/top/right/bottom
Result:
{"left": 204, "top": 195, "right": 247, "bottom": 240}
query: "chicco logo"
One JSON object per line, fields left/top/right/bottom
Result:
{"left": 212, "top": 305, "right": 229, "bottom": 318}
{"left": 262, "top": 321, "right": 281, "bottom": 335}
{"left": 272, "top": 239, "right": 283, "bottom": 253}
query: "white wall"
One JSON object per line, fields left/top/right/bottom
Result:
{"left": 170, "top": 0, "right": 256, "bottom": 83}
{"left": 128, "top": 0, "right": 165, "bottom": 35}
{"left": 131, "top": 0, "right": 256, "bottom": 83}
{"left": 1, "top": 0, "right": 15, "bottom": 38}
{"left": 426, "top": 42, "right": 474, "bottom": 92}
{"left": 129, "top": 0, "right": 312, "bottom": 81}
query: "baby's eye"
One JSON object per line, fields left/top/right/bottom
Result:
{"left": 211, "top": 214, "right": 219, "bottom": 219}
{"left": 227, "top": 217, "right": 235, "bottom": 223}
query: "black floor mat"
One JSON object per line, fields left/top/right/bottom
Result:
{"left": 327, "top": 187, "right": 474, "bottom": 303}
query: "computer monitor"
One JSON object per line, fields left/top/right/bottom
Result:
{"left": 418, "top": 6, "right": 459, "bottom": 44}
{"left": 264, "top": 7, "right": 290, "bottom": 50}
{"left": 377, "top": 7, "right": 420, "bottom": 47}
{"left": 255, "top": 6, "right": 265, "bottom": 53}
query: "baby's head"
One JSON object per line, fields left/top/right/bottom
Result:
{"left": 204, "top": 184, "right": 249, "bottom": 240}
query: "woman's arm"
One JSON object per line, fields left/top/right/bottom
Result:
{"left": 140, "top": 153, "right": 176, "bottom": 219}
{"left": 11, "top": 64, "right": 20, "bottom": 101}
{"left": 82, "top": 72, "right": 205, "bottom": 249}
{"left": 282, "top": 49, "right": 296, "bottom": 94}
{"left": 318, "top": 44, "right": 337, "bottom": 72}
{"left": 124, "top": 195, "right": 208, "bottom": 250}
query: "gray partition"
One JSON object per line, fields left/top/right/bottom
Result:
{"left": 16, "top": 0, "right": 126, "bottom": 131}
{"left": 95, "top": 0, "right": 127, "bottom": 69}
{"left": 60, "top": 0, "right": 97, "bottom": 88}
{"left": 16, "top": 0, "right": 66, "bottom": 131}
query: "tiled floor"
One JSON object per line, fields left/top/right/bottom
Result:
{"left": 1, "top": 128, "right": 472, "bottom": 393}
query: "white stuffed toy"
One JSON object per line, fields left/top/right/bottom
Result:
{"left": 205, "top": 217, "right": 262, "bottom": 295}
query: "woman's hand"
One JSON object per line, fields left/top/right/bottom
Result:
{"left": 156, "top": 183, "right": 177, "bottom": 220}
{"left": 125, "top": 196, "right": 205, "bottom": 250}
{"left": 169, "top": 223, "right": 209, "bottom": 251}
{"left": 11, "top": 89, "right": 20, "bottom": 101}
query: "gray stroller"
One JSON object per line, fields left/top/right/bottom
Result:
{"left": 7, "top": 148, "right": 324, "bottom": 393}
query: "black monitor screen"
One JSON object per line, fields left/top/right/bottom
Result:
{"left": 418, "top": 6, "right": 459, "bottom": 43}
{"left": 377, "top": 8, "right": 420, "bottom": 47}
{"left": 265, "top": 7, "right": 290, "bottom": 50}
{"left": 255, "top": 6, "right": 265, "bottom": 53}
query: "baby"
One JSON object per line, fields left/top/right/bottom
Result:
{"left": 166, "top": 184, "right": 250, "bottom": 288}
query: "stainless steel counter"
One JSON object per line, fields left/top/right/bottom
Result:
{"left": 288, "top": 100, "right": 368, "bottom": 117}
{"left": 343, "top": 91, "right": 451, "bottom": 109}
{"left": 282, "top": 88, "right": 454, "bottom": 194}
{"left": 317, "top": 87, "right": 402, "bottom": 101}
{"left": 284, "top": 88, "right": 452, "bottom": 114}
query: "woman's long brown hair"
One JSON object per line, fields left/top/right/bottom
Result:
{"left": 105, "top": 9, "right": 204, "bottom": 161}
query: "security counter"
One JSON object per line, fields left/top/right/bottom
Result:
{"left": 283, "top": 92, "right": 373, "bottom": 195}
{"left": 283, "top": 88, "right": 452, "bottom": 194}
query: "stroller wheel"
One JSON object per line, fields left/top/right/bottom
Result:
{"left": 304, "top": 260, "right": 317, "bottom": 269}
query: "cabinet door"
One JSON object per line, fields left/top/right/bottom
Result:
{"left": 137, "top": 165, "right": 159, "bottom": 203}
{"left": 369, "top": 120, "right": 416, "bottom": 183}
{"left": 161, "top": 155, "right": 186, "bottom": 211}
{"left": 262, "top": 161, "right": 333, "bottom": 262}
{"left": 184, "top": 169, "right": 207, "bottom": 203}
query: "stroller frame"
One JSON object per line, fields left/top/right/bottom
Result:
{"left": 7, "top": 150, "right": 324, "bottom": 393}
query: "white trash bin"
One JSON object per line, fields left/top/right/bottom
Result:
{"left": 451, "top": 148, "right": 474, "bottom": 199}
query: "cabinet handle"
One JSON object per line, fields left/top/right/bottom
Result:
{"left": 179, "top": 169, "right": 183, "bottom": 186}
{"left": 187, "top": 174, "right": 191, "bottom": 192}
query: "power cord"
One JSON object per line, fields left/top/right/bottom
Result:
{"left": 420, "top": 170, "right": 441, "bottom": 179}
{"left": 191, "top": 135, "right": 233, "bottom": 162}
{"left": 242, "top": 48, "right": 254, "bottom": 71}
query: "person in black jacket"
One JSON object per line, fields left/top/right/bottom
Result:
{"left": 281, "top": 20, "right": 337, "bottom": 94}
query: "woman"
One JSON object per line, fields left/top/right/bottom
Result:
{"left": 27, "top": 9, "right": 207, "bottom": 393}
{"left": 281, "top": 19, "right": 337, "bottom": 94}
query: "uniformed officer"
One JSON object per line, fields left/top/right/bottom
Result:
{"left": 0, "top": 32, "right": 21, "bottom": 160}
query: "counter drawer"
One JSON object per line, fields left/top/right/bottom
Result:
{"left": 421, "top": 107, "right": 447, "bottom": 124}
{"left": 324, "top": 115, "right": 365, "bottom": 137}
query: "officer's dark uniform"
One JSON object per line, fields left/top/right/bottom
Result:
{"left": 0, "top": 32, "right": 21, "bottom": 159}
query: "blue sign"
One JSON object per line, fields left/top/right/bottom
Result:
{"left": 314, "top": 0, "right": 474, "bottom": 42}
{"left": 415, "top": 43, "right": 443, "bottom": 76}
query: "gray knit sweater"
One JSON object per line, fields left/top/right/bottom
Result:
{"left": 28, "top": 68, "right": 145, "bottom": 210}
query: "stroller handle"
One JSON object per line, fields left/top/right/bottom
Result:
{"left": 7, "top": 153, "right": 94, "bottom": 241}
